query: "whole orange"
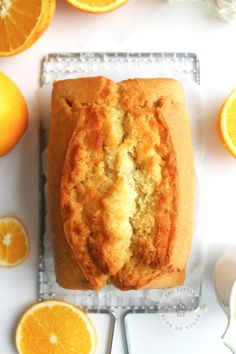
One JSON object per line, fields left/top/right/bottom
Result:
{"left": 0, "top": 72, "right": 28, "bottom": 157}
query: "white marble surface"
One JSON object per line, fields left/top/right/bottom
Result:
{"left": 1, "top": 0, "right": 236, "bottom": 353}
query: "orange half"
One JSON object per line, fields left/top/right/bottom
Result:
{"left": 218, "top": 88, "right": 236, "bottom": 157}
{"left": 0, "top": 0, "right": 56, "bottom": 56}
{"left": 16, "top": 300, "right": 97, "bottom": 354}
{"left": 66, "top": 0, "right": 129, "bottom": 13}
{"left": 0, "top": 216, "right": 29, "bottom": 267}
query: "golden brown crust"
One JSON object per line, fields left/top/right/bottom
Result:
{"left": 109, "top": 79, "right": 194, "bottom": 290}
{"left": 144, "top": 268, "right": 185, "bottom": 289}
{"left": 48, "top": 77, "right": 118, "bottom": 289}
{"left": 111, "top": 260, "right": 186, "bottom": 290}
{"left": 48, "top": 76, "right": 194, "bottom": 291}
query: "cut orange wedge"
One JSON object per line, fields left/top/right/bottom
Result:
{"left": 16, "top": 300, "right": 97, "bottom": 354}
{"left": 0, "top": 0, "right": 56, "bottom": 56}
{"left": 0, "top": 216, "right": 29, "bottom": 267}
{"left": 65, "top": 0, "right": 128, "bottom": 13}
{"left": 218, "top": 88, "right": 236, "bottom": 157}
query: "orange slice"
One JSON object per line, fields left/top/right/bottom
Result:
{"left": 65, "top": 0, "right": 128, "bottom": 13}
{"left": 218, "top": 88, "right": 236, "bottom": 157}
{"left": 0, "top": 0, "right": 56, "bottom": 57}
{"left": 16, "top": 300, "right": 97, "bottom": 354}
{"left": 0, "top": 216, "right": 29, "bottom": 267}
{"left": 0, "top": 72, "right": 28, "bottom": 157}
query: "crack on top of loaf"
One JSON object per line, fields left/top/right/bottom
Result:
{"left": 64, "top": 98, "right": 121, "bottom": 113}
{"left": 153, "top": 96, "right": 165, "bottom": 108}
{"left": 64, "top": 84, "right": 137, "bottom": 276}
{"left": 60, "top": 80, "right": 178, "bottom": 286}
{"left": 119, "top": 103, "right": 177, "bottom": 271}
{"left": 65, "top": 98, "right": 73, "bottom": 109}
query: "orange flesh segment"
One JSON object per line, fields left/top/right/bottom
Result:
{"left": 218, "top": 88, "right": 236, "bottom": 157}
{"left": 0, "top": 0, "right": 41, "bottom": 52}
{"left": 16, "top": 301, "right": 97, "bottom": 354}
{"left": 0, "top": 217, "right": 29, "bottom": 266}
{"left": 0, "top": 0, "right": 55, "bottom": 56}
{"left": 66, "top": 0, "right": 128, "bottom": 12}
{"left": 226, "top": 98, "right": 236, "bottom": 146}
{"left": 75, "top": 0, "right": 122, "bottom": 4}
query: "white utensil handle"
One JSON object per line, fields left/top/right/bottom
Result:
{"left": 223, "top": 324, "right": 236, "bottom": 354}
{"left": 223, "top": 280, "right": 236, "bottom": 354}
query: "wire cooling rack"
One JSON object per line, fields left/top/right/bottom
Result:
{"left": 39, "top": 52, "right": 201, "bottom": 354}
{"left": 41, "top": 52, "right": 200, "bottom": 86}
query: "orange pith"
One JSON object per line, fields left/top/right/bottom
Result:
{"left": 0, "top": 216, "right": 29, "bottom": 267}
{"left": 218, "top": 88, "right": 236, "bottom": 157}
{"left": 0, "top": 0, "right": 56, "bottom": 56}
{"left": 65, "top": 0, "right": 128, "bottom": 13}
{"left": 16, "top": 300, "right": 97, "bottom": 354}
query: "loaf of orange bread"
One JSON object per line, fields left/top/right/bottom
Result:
{"left": 48, "top": 76, "right": 194, "bottom": 291}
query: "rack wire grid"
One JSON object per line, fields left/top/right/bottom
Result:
{"left": 39, "top": 52, "right": 201, "bottom": 354}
